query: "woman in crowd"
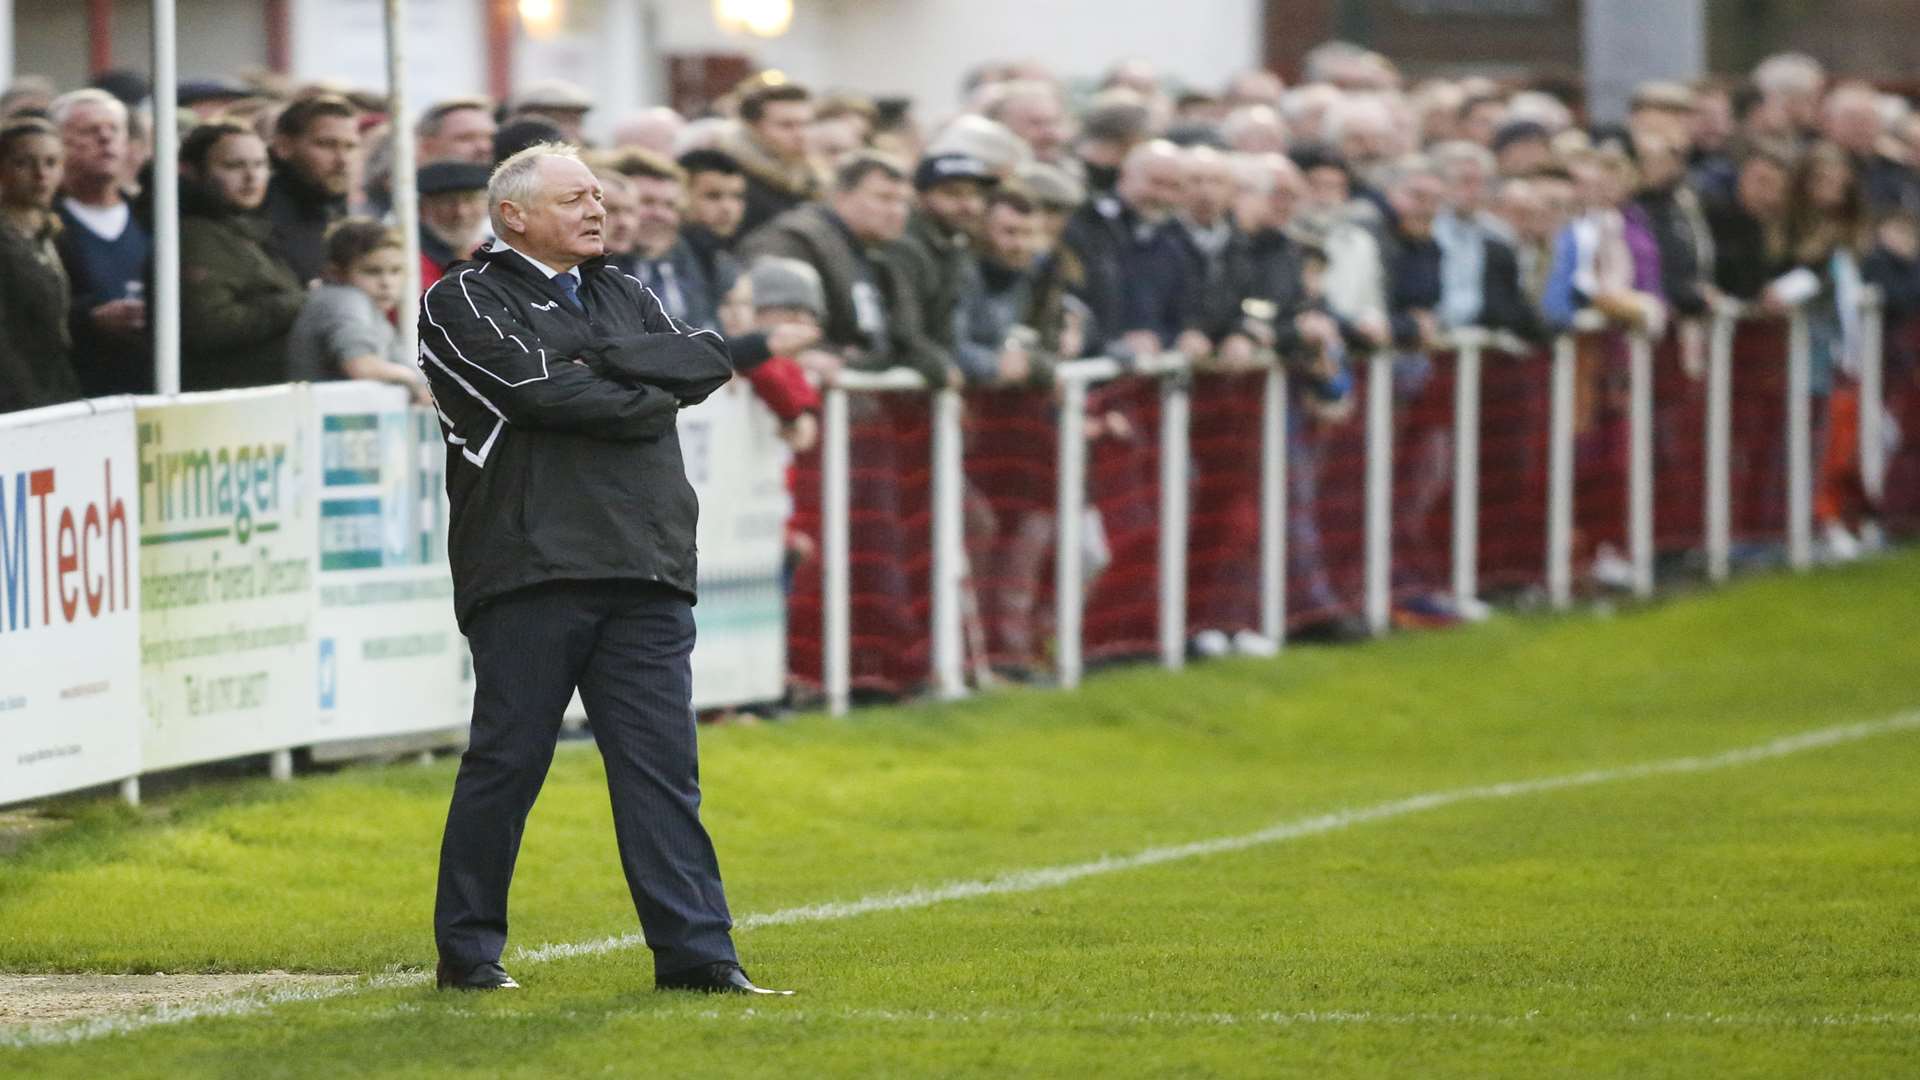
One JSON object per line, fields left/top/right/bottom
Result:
{"left": 178, "top": 119, "right": 307, "bottom": 390}
{"left": 0, "top": 116, "right": 83, "bottom": 412}
{"left": 1772, "top": 142, "right": 1872, "bottom": 556}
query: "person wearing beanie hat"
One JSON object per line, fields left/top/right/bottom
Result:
{"left": 417, "top": 160, "right": 491, "bottom": 287}
{"left": 728, "top": 257, "right": 829, "bottom": 453}
{"left": 748, "top": 255, "right": 826, "bottom": 319}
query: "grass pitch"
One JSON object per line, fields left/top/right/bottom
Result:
{"left": 2, "top": 552, "right": 1919, "bottom": 1077}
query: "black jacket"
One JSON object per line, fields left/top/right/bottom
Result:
{"left": 419, "top": 244, "right": 733, "bottom": 630}
{"left": 262, "top": 160, "right": 346, "bottom": 284}
{"left": 1063, "top": 195, "right": 1202, "bottom": 355}
{"left": 1205, "top": 226, "right": 1311, "bottom": 353}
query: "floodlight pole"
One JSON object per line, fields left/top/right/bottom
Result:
{"left": 387, "top": 0, "right": 421, "bottom": 365}
{"left": 151, "top": 0, "right": 181, "bottom": 395}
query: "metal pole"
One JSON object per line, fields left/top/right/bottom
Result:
{"left": 930, "top": 387, "right": 966, "bottom": 699}
{"left": 150, "top": 0, "right": 181, "bottom": 395}
{"left": 1054, "top": 377, "right": 1088, "bottom": 689}
{"left": 1259, "top": 365, "right": 1287, "bottom": 645}
{"left": 1786, "top": 311, "right": 1813, "bottom": 570}
{"left": 1451, "top": 344, "right": 1482, "bottom": 607}
{"left": 1547, "top": 335, "right": 1576, "bottom": 609}
{"left": 1705, "top": 310, "right": 1734, "bottom": 582}
{"left": 1157, "top": 371, "right": 1190, "bottom": 669}
{"left": 822, "top": 385, "right": 851, "bottom": 716}
{"left": 0, "top": 0, "right": 13, "bottom": 90}
{"left": 1627, "top": 331, "right": 1654, "bottom": 597}
{"left": 1858, "top": 289, "right": 1886, "bottom": 549}
{"left": 1364, "top": 352, "right": 1393, "bottom": 635}
{"left": 386, "top": 0, "right": 421, "bottom": 360}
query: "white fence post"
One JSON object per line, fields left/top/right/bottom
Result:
{"left": 930, "top": 387, "right": 966, "bottom": 700}
{"left": 822, "top": 385, "right": 851, "bottom": 716}
{"left": 1627, "top": 331, "right": 1655, "bottom": 598}
{"left": 1259, "top": 364, "right": 1288, "bottom": 645}
{"left": 1547, "top": 334, "right": 1576, "bottom": 609}
{"left": 1859, "top": 289, "right": 1886, "bottom": 548}
{"left": 1451, "top": 342, "right": 1483, "bottom": 608}
{"left": 150, "top": 0, "right": 181, "bottom": 395}
{"left": 1786, "top": 311, "right": 1813, "bottom": 570}
{"left": 1705, "top": 310, "right": 1735, "bottom": 582}
{"left": 1364, "top": 352, "right": 1393, "bottom": 635}
{"left": 120, "top": 777, "right": 140, "bottom": 807}
{"left": 1158, "top": 370, "right": 1190, "bottom": 668}
{"left": 1054, "top": 376, "right": 1089, "bottom": 689}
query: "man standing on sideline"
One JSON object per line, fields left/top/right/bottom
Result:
{"left": 419, "top": 142, "right": 788, "bottom": 997}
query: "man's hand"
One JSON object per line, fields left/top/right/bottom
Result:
{"left": 1058, "top": 310, "right": 1086, "bottom": 361}
{"left": 796, "top": 349, "right": 843, "bottom": 378}
{"left": 1175, "top": 329, "right": 1213, "bottom": 363}
{"left": 1411, "top": 309, "right": 1444, "bottom": 350}
{"left": 997, "top": 344, "right": 1033, "bottom": 385}
{"left": 1295, "top": 310, "right": 1340, "bottom": 351}
{"left": 1217, "top": 333, "right": 1258, "bottom": 370}
{"left": 1119, "top": 329, "right": 1163, "bottom": 358}
{"left": 91, "top": 298, "right": 147, "bottom": 338}
{"left": 782, "top": 412, "right": 819, "bottom": 452}
{"left": 1352, "top": 313, "right": 1391, "bottom": 348}
{"left": 767, "top": 322, "right": 822, "bottom": 357}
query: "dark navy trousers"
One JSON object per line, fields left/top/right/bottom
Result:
{"left": 434, "top": 580, "right": 738, "bottom": 976}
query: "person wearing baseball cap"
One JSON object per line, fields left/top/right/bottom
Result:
{"left": 894, "top": 151, "right": 998, "bottom": 381}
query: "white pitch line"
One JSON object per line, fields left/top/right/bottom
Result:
{"left": 665, "top": 1006, "right": 1920, "bottom": 1031}
{"left": 4, "top": 711, "right": 1917, "bottom": 1050}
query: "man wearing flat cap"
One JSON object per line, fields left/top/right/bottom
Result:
{"left": 508, "top": 79, "right": 594, "bottom": 144}
{"left": 416, "top": 160, "right": 491, "bottom": 288}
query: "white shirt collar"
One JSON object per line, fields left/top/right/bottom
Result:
{"left": 491, "top": 239, "right": 578, "bottom": 282}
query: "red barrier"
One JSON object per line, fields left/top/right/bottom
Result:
{"left": 962, "top": 388, "right": 1060, "bottom": 675}
{"left": 1883, "top": 316, "right": 1920, "bottom": 536}
{"left": 1390, "top": 354, "right": 1458, "bottom": 610}
{"left": 1653, "top": 332, "right": 1708, "bottom": 557}
{"left": 1477, "top": 350, "right": 1551, "bottom": 595}
{"left": 1186, "top": 371, "right": 1266, "bottom": 638}
{"left": 1729, "top": 319, "right": 1790, "bottom": 547}
{"left": 786, "top": 394, "right": 934, "bottom": 698}
{"left": 1570, "top": 332, "right": 1631, "bottom": 584}
{"left": 1083, "top": 378, "right": 1163, "bottom": 662}
{"left": 1286, "top": 373, "right": 1368, "bottom": 632}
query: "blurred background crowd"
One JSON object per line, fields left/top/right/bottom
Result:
{"left": 3, "top": 33, "right": 1916, "bottom": 596}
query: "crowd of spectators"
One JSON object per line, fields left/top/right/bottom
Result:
{"left": 2, "top": 44, "right": 1915, "bottom": 627}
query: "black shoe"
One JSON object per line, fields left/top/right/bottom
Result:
{"left": 655, "top": 961, "right": 793, "bottom": 995}
{"left": 436, "top": 959, "right": 521, "bottom": 991}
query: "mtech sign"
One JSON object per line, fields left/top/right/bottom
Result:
{"left": 0, "top": 460, "right": 133, "bottom": 633}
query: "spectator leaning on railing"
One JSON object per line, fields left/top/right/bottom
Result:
{"left": 739, "top": 150, "right": 951, "bottom": 385}
{"left": 285, "top": 218, "right": 427, "bottom": 402}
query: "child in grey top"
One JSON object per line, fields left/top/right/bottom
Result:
{"left": 286, "top": 218, "right": 429, "bottom": 402}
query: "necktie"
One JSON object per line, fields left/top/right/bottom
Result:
{"left": 554, "top": 271, "right": 586, "bottom": 315}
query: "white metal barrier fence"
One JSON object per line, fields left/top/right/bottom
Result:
{"left": 811, "top": 295, "right": 1891, "bottom": 716}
